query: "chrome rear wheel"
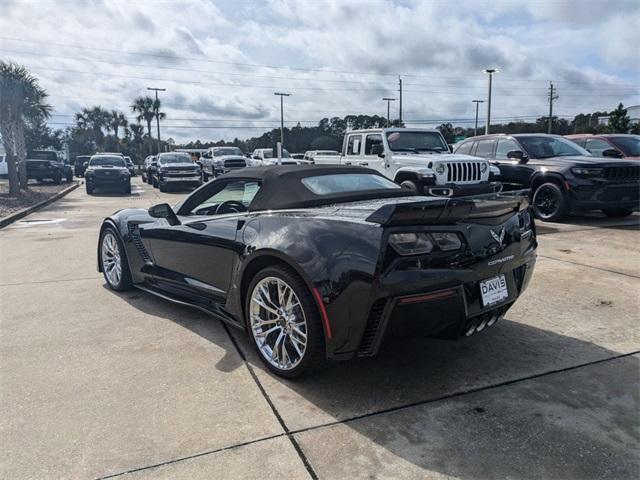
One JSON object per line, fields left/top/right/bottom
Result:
{"left": 249, "top": 276, "right": 308, "bottom": 371}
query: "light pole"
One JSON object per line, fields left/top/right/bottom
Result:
{"left": 382, "top": 97, "right": 396, "bottom": 127}
{"left": 482, "top": 69, "right": 498, "bottom": 135}
{"left": 274, "top": 92, "right": 291, "bottom": 151}
{"left": 472, "top": 99, "right": 484, "bottom": 136}
{"left": 147, "top": 87, "right": 166, "bottom": 153}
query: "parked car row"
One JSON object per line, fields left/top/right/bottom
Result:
{"left": 453, "top": 133, "right": 639, "bottom": 221}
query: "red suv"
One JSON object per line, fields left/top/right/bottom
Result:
{"left": 565, "top": 134, "right": 640, "bottom": 161}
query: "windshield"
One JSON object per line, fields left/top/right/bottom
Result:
{"left": 28, "top": 151, "right": 58, "bottom": 161}
{"left": 516, "top": 136, "right": 589, "bottom": 158}
{"left": 609, "top": 136, "right": 640, "bottom": 157}
{"left": 386, "top": 131, "right": 448, "bottom": 152}
{"left": 214, "top": 147, "right": 243, "bottom": 156}
{"left": 262, "top": 149, "right": 291, "bottom": 159}
{"left": 316, "top": 151, "right": 339, "bottom": 155}
{"left": 89, "top": 156, "right": 125, "bottom": 167}
{"left": 302, "top": 173, "right": 401, "bottom": 195}
{"left": 159, "top": 154, "right": 192, "bottom": 164}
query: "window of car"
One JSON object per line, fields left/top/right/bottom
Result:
{"left": 28, "top": 151, "right": 58, "bottom": 161}
{"left": 474, "top": 139, "right": 497, "bottom": 158}
{"left": 213, "top": 147, "right": 243, "bottom": 156}
{"left": 609, "top": 136, "right": 640, "bottom": 156}
{"left": 585, "top": 138, "right": 614, "bottom": 157}
{"left": 301, "top": 173, "right": 400, "bottom": 195}
{"left": 495, "top": 138, "right": 520, "bottom": 159}
{"left": 569, "top": 138, "right": 586, "bottom": 148}
{"left": 364, "top": 134, "right": 383, "bottom": 155}
{"left": 455, "top": 141, "right": 473, "bottom": 155}
{"left": 346, "top": 135, "right": 362, "bottom": 155}
{"left": 516, "top": 136, "right": 589, "bottom": 158}
{"left": 385, "top": 131, "right": 448, "bottom": 152}
{"left": 158, "top": 153, "right": 191, "bottom": 164}
{"left": 89, "top": 156, "right": 125, "bottom": 167}
{"left": 188, "top": 180, "right": 261, "bottom": 215}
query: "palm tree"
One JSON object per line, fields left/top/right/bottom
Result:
{"left": 0, "top": 61, "right": 51, "bottom": 193}
{"left": 75, "top": 106, "right": 110, "bottom": 149}
{"left": 108, "top": 110, "right": 128, "bottom": 151}
{"left": 131, "top": 96, "right": 155, "bottom": 154}
{"left": 153, "top": 98, "right": 166, "bottom": 153}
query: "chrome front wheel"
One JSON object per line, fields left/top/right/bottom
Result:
{"left": 101, "top": 232, "right": 122, "bottom": 287}
{"left": 249, "top": 276, "right": 308, "bottom": 371}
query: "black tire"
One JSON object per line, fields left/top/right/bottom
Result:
{"left": 152, "top": 176, "right": 158, "bottom": 188}
{"left": 603, "top": 208, "right": 633, "bottom": 218}
{"left": 86, "top": 184, "right": 93, "bottom": 194}
{"left": 52, "top": 173, "right": 62, "bottom": 185}
{"left": 532, "top": 182, "right": 568, "bottom": 222}
{"left": 202, "top": 170, "right": 209, "bottom": 182}
{"left": 158, "top": 183, "right": 166, "bottom": 192}
{"left": 123, "top": 183, "right": 131, "bottom": 195}
{"left": 66, "top": 171, "right": 73, "bottom": 182}
{"left": 99, "top": 227, "right": 133, "bottom": 291}
{"left": 245, "top": 264, "right": 326, "bottom": 378}
{"left": 399, "top": 179, "right": 420, "bottom": 193}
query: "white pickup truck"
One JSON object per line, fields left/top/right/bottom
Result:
{"left": 313, "top": 128, "right": 501, "bottom": 196}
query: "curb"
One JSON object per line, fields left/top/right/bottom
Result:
{"left": 0, "top": 182, "right": 80, "bottom": 229}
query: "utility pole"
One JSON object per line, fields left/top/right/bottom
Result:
{"left": 398, "top": 76, "right": 403, "bottom": 125}
{"left": 472, "top": 100, "right": 484, "bottom": 136}
{"left": 274, "top": 92, "right": 291, "bottom": 152}
{"left": 548, "top": 82, "right": 559, "bottom": 134}
{"left": 147, "top": 87, "right": 166, "bottom": 154}
{"left": 382, "top": 97, "right": 396, "bottom": 128}
{"left": 483, "top": 69, "right": 498, "bottom": 134}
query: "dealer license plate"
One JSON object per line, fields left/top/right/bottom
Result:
{"left": 480, "top": 274, "right": 508, "bottom": 307}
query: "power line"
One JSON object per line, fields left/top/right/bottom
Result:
{"left": 2, "top": 36, "right": 637, "bottom": 87}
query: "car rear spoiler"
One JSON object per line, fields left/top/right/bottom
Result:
{"left": 366, "top": 190, "right": 530, "bottom": 226}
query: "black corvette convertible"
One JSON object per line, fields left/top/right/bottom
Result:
{"left": 98, "top": 165, "right": 537, "bottom": 378}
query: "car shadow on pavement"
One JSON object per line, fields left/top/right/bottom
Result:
{"left": 104, "top": 283, "right": 639, "bottom": 479}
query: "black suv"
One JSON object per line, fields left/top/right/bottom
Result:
{"left": 454, "top": 134, "right": 639, "bottom": 221}
{"left": 26, "top": 150, "right": 72, "bottom": 184}
{"left": 84, "top": 154, "right": 131, "bottom": 194}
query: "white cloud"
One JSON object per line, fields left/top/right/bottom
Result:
{"left": 0, "top": 0, "right": 637, "bottom": 142}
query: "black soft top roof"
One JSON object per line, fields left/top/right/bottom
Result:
{"left": 221, "top": 165, "right": 412, "bottom": 211}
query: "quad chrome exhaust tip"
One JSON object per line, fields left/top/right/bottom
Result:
{"left": 465, "top": 311, "right": 503, "bottom": 337}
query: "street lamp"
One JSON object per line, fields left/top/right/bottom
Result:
{"left": 472, "top": 99, "right": 484, "bottom": 136}
{"left": 274, "top": 92, "right": 291, "bottom": 153}
{"left": 382, "top": 97, "right": 396, "bottom": 128}
{"left": 482, "top": 69, "right": 498, "bottom": 135}
{"left": 147, "top": 87, "right": 166, "bottom": 153}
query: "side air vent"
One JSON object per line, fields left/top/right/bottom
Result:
{"left": 127, "top": 224, "right": 151, "bottom": 262}
{"left": 357, "top": 298, "right": 389, "bottom": 357}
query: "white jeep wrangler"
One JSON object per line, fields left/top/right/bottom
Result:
{"left": 314, "top": 128, "right": 501, "bottom": 196}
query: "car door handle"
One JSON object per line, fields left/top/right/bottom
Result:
{"left": 344, "top": 161, "right": 352, "bottom": 165}
{"left": 360, "top": 162, "right": 369, "bottom": 166}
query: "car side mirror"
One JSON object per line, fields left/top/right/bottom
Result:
{"left": 602, "top": 148, "right": 623, "bottom": 158}
{"left": 507, "top": 150, "right": 528, "bottom": 163}
{"left": 148, "top": 203, "right": 181, "bottom": 225}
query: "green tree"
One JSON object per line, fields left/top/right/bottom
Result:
{"left": 108, "top": 110, "right": 128, "bottom": 150}
{"left": 0, "top": 61, "right": 51, "bottom": 193}
{"left": 131, "top": 96, "right": 155, "bottom": 154}
{"left": 436, "top": 123, "right": 455, "bottom": 143}
{"left": 608, "top": 103, "right": 631, "bottom": 133}
{"left": 75, "top": 106, "right": 110, "bottom": 149}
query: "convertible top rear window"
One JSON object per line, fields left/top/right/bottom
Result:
{"left": 302, "top": 173, "right": 400, "bottom": 195}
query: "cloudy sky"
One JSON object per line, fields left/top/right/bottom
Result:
{"left": 1, "top": 0, "right": 639, "bottom": 142}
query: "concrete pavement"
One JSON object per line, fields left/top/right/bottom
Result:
{"left": 1, "top": 177, "right": 638, "bottom": 479}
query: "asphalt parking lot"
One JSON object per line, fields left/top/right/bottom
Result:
{"left": 1, "top": 177, "right": 638, "bottom": 479}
